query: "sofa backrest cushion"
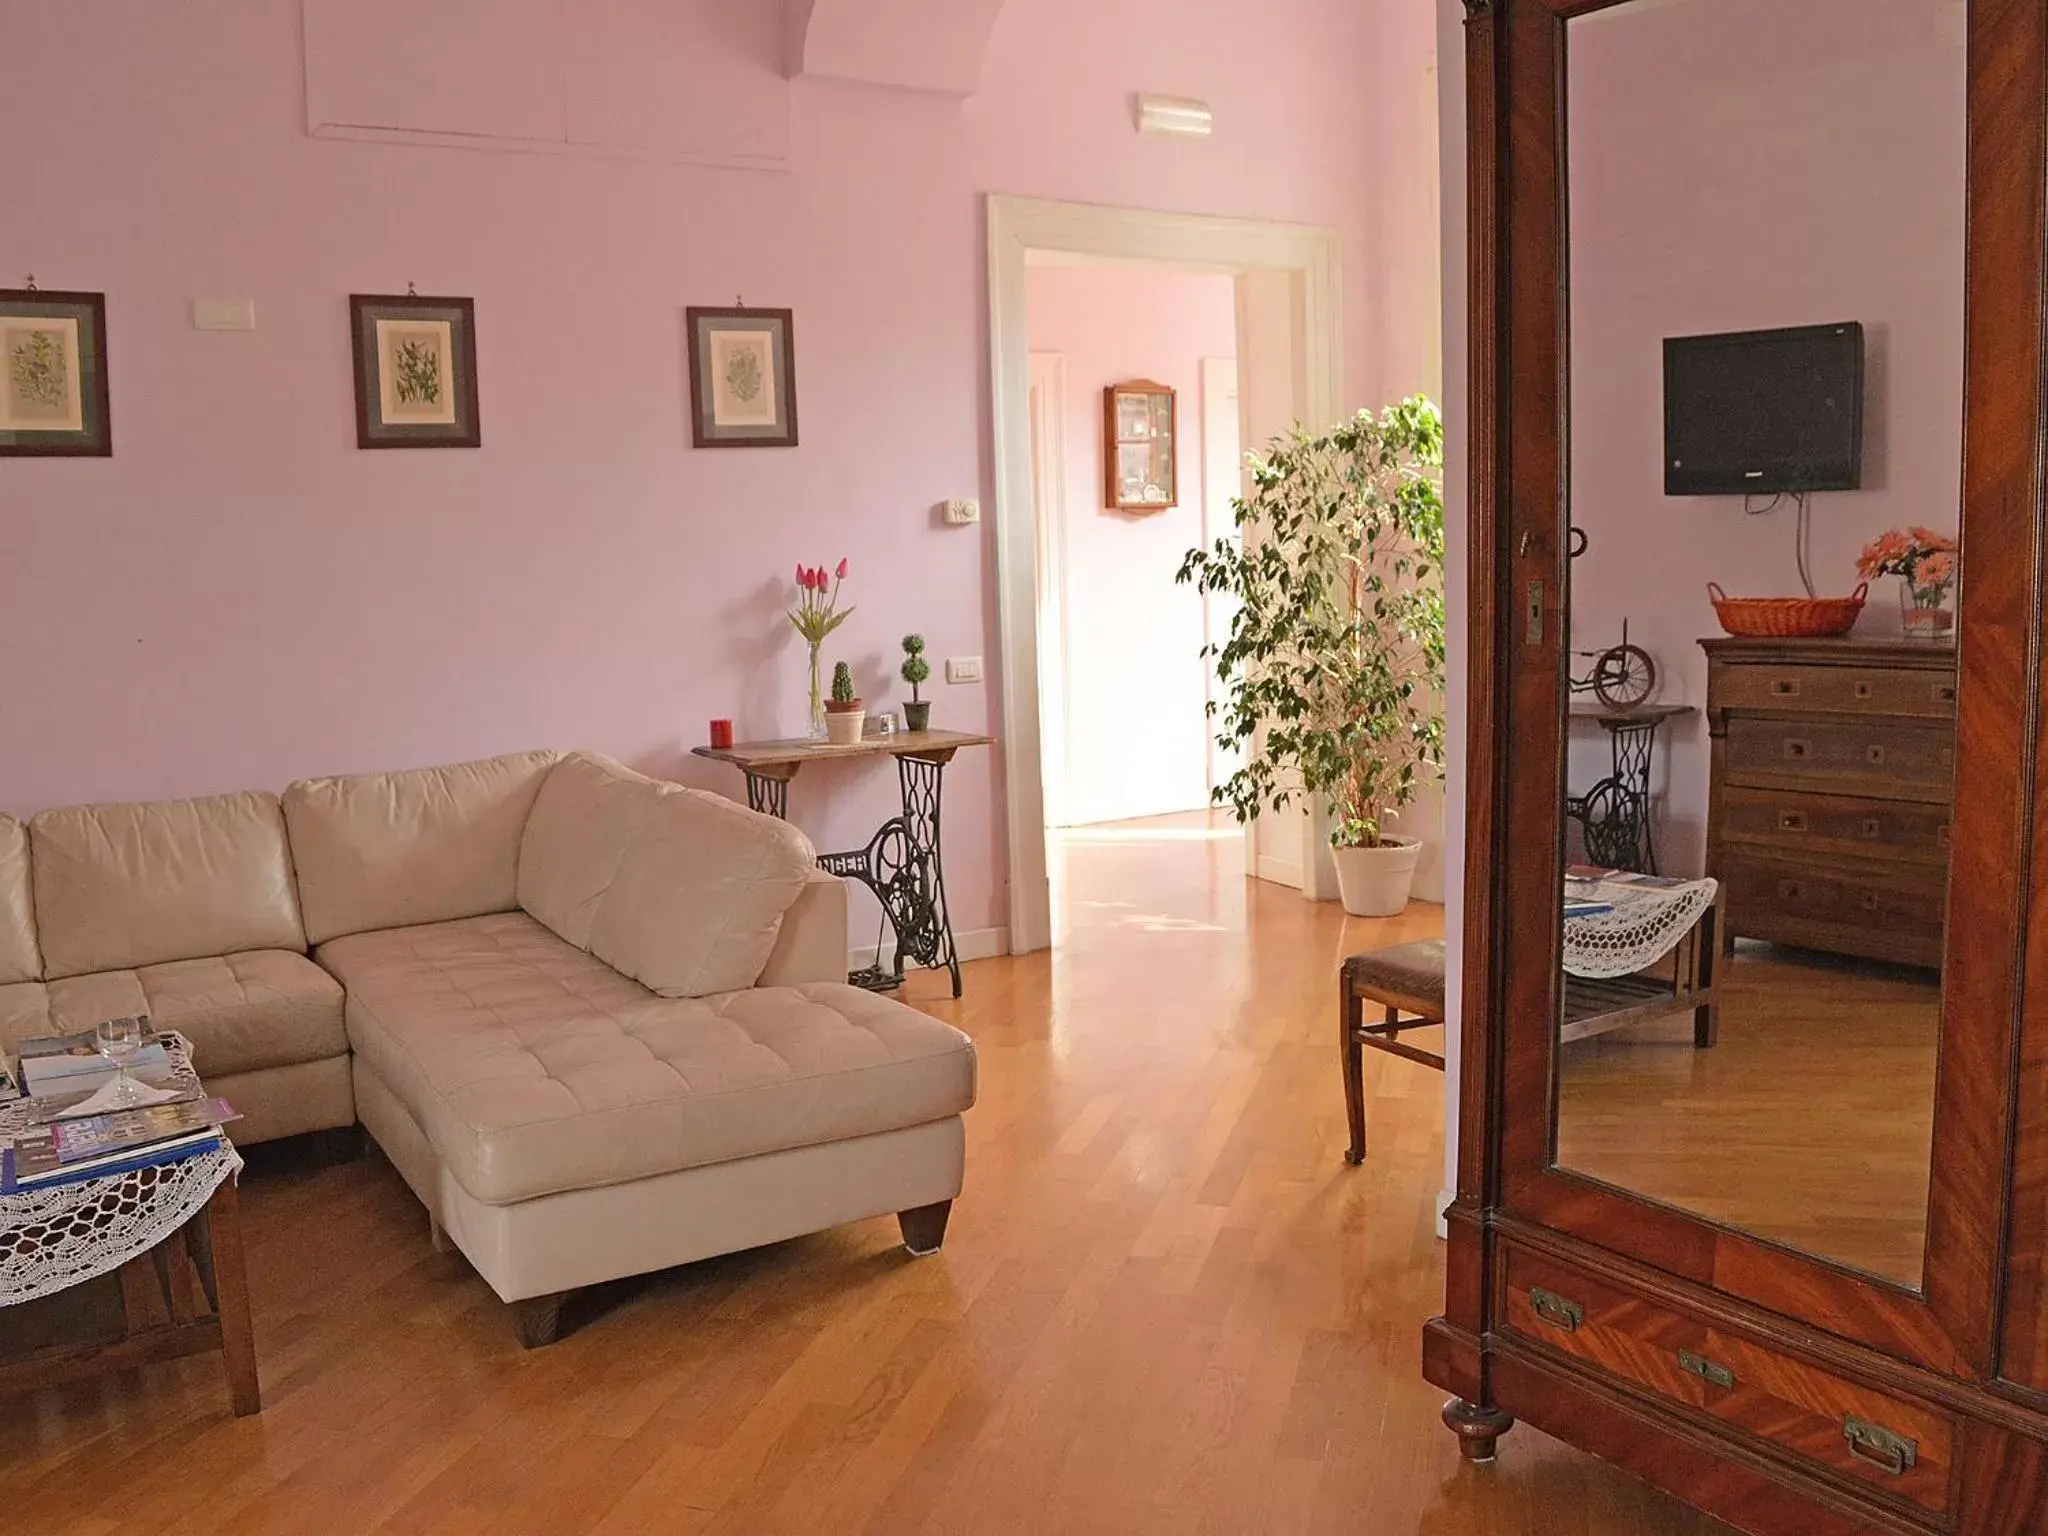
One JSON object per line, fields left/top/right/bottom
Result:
{"left": 30, "top": 791, "right": 307, "bottom": 978}
{"left": 286, "top": 749, "right": 561, "bottom": 945}
{"left": 0, "top": 816, "right": 43, "bottom": 984}
{"left": 518, "top": 751, "right": 817, "bottom": 997}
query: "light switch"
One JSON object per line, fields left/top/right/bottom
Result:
{"left": 945, "top": 657, "right": 983, "bottom": 685}
{"left": 192, "top": 298, "right": 256, "bottom": 331}
{"left": 943, "top": 498, "right": 980, "bottom": 525}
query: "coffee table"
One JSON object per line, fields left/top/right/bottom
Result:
{"left": 0, "top": 1040, "right": 259, "bottom": 1415}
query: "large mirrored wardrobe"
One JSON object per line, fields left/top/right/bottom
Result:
{"left": 1427, "top": 0, "right": 2048, "bottom": 1530}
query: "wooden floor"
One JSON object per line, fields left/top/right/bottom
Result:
{"left": 1557, "top": 948, "right": 1940, "bottom": 1286}
{"left": 0, "top": 812, "right": 1731, "bottom": 1535}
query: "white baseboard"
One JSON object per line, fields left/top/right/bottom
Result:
{"left": 849, "top": 926, "right": 1011, "bottom": 972}
{"left": 1435, "top": 1188, "right": 1455, "bottom": 1242}
{"left": 1255, "top": 854, "right": 1304, "bottom": 890}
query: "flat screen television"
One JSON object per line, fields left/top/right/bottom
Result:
{"left": 1662, "top": 321, "right": 1864, "bottom": 495}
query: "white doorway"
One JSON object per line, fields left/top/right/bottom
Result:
{"left": 988, "top": 196, "right": 1346, "bottom": 954}
{"left": 1199, "top": 354, "right": 1244, "bottom": 802}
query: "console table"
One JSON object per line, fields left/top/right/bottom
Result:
{"left": 693, "top": 730, "right": 993, "bottom": 997}
{"left": 1566, "top": 702, "right": 1696, "bottom": 873}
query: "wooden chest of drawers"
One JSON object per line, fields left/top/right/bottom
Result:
{"left": 1702, "top": 636, "right": 1957, "bottom": 969}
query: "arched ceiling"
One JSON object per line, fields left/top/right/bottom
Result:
{"left": 784, "top": 0, "right": 1010, "bottom": 98}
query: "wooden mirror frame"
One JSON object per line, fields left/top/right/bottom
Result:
{"left": 1432, "top": 0, "right": 2047, "bottom": 1401}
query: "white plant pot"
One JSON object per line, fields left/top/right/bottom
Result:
{"left": 824, "top": 708, "right": 866, "bottom": 746}
{"left": 1331, "top": 836, "right": 1423, "bottom": 917}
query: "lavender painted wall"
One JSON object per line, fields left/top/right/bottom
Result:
{"left": 1026, "top": 265, "right": 1237, "bottom": 825}
{"left": 1, "top": 0, "right": 1441, "bottom": 943}
{"left": 1566, "top": 0, "right": 1966, "bottom": 874}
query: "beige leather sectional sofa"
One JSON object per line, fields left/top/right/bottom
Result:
{"left": 0, "top": 749, "right": 976, "bottom": 1344}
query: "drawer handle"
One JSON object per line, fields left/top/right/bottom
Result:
{"left": 1853, "top": 681, "right": 1874, "bottom": 700}
{"left": 1770, "top": 678, "right": 1802, "bottom": 697}
{"left": 1778, "top": 881, "right": 1807, "bottom": 902}
{"left": 1844, "top": 1415, "right": 1918, "bottom": 1477}
{"left": 1862, "top": 892, "right": 1882, "bottom": 912}
{"left": 1530, "top": 1287, "right": 1584, "bottom": 1334}
{"left": 1677, "top": 1350, "right": 1736, "bottom": 1390}
{"left": 1935, "top": 683, "right": 1957, "bottom": 704}
{"left": 1777, "top": 811, "right": 1807, "bottom": 832}
{"left": 1865, "top": 744, "right": 1888, "bottom": 765}
{"left": 1784, "top": 739, "right": 1811, "bottom": 761}
{"left": 1860, "top": 817, "right": 1883, "bottom": 838}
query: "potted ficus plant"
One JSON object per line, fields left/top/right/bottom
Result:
{"left": 900, "top": 634, "right": 932, "bottom": 732}
{"left": 1176, "top": 396, "right": 1447, "bottom": 916}
{"left": 825, "top": 661, "right": 866, "bottom": 745}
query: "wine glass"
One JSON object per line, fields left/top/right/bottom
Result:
{"left": 94, "top": 1016, "right": 150, "bottom": 1109}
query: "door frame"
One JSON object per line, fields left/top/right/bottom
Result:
{"left": 987, "top": 195, "right": 1345, "bottom": 953}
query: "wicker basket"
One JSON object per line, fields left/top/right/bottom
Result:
{"left": 1706, "top": 581, "right": 1868, "bottom": 638}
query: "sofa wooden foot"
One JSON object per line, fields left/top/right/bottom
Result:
{"left": 1442, "top": 1398, "right": 1515, "bottom": 1463}
{"left": 510, "top": 1293, "right": 567, "bottom": 1349}
{"left": 898, "top": 1200, "right": 952, "bottom": 1256}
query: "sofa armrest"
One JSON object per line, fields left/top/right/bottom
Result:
{"left": 756, "top": 870, "right": 848, "bottom": 987}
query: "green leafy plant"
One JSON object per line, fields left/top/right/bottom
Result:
{"left": 1176, "top": 396, "right": 1446, "bottom": 849}
{"left": 900, "top": 634, "right": 930, "bottom": 702}
{"left": 831, "top": 660, "right": 858, "bottom": 704}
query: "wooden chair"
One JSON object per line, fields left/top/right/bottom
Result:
{"left": 1339, "top": 939, "right": 1447, "bottom": 1165}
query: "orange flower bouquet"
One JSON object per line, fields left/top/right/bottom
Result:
{"left": 1856, "top": 526, "right": 1958, "bottom": 637}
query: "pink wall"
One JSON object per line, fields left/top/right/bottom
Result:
{"left": 1025, "top": 265, "right": 1237, "bottom": 825}
{"left": 1566, "top": 0, "right": 1966, "bottom": 873}
{"left": 0, "top": 0, "right": 1440, "bottom": 944}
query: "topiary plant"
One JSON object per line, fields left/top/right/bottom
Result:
{"left": 899, "top": 634, "right": 931, "bottom": 702}
{"left": 830, "top": 660, "right": 858, "bottom": 704}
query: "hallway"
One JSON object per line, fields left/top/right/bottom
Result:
{"left": 0, "top": 815, "right": 1728, "bottom": 1534}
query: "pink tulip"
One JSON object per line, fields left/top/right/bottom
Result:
{"left": 836, "top": 557, "right": 850, "bottom": 580}
{"left": 794, "top": 562, "right": 805, "bottom": 588}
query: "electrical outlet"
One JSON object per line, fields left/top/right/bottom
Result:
{"left": 943, "top": 498, "right": 981, "bottom": 525}
{"left": 945, "top": 656, "right": 983, "bottom": 685}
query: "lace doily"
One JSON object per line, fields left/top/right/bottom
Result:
{"left": 0, "top": 1033, "right": 241, "bottom": 1308}
{"left": 1563, "top": 877, "right": 1719, "bottom": 980}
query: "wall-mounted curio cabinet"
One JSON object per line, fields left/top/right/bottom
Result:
{"left": 1103, "top": 379, "right": 1177, "bottom": 511}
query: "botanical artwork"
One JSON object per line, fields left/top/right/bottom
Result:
{"left": 0, "top": 290, "right": 109, "bottom": 456}
{"left": 374, "top": 319, "right": 456, "bottom": 425}
{"left": 711, "top": 329, "right": 777, "bottom": 428}
{"left": 3, "top": 319, "right": 82, "bottom": 432}
{"left": 349, "top": 295, "right": 479, "bottom": 449}
{"left": 687, "top": 307, "right": 797, "bottom": 447}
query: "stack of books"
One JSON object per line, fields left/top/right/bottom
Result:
{"left": 16, "top": 1023, "right": 173, "bottom": 1100}
{"left": 2, "top": 1098, "right": 240, "bottom": 1193}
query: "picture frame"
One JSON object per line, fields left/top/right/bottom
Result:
{"left": 349, "top": 293, "right": 481, "bottom": 449}
{"left": 0, "top": 289, "right": 112, "bottom": 457}
{"left": 686, "top": 306, "right": 798, "bottom": 448}
{"left": 1104, "top": 379, "right": 1176, "bottom": 510}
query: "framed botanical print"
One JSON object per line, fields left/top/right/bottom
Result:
{"left": 686, "top": 306, "right": 797, "bottom": 448}
{"left": 349, "top": 293, "right": 480, "bottom": 448}
{"left": 1, "top": 289, "right": 112, "bottom": 456}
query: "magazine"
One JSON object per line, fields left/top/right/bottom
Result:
{"left": 1, "top": 1128, "right": 226, "bottom": 1193}
{"left": 7, "top": 1097, "right": 239, "bottom": 1183}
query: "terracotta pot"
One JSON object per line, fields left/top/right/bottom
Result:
{"left": 824, "top": 702, "right": 866, "bottom": 745}
{"left": 1331, "top": 836, "right": 1422, "bottom": 917}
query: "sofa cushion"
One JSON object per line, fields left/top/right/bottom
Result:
{"left": 30, "top": 792, "right": 307, "bottom": 978}
{"left": 518, "top": 752, "right": 817, "bottom": 999}
{"left": 319, "top": 912, "right": 976, "bottom": 1206}
{"left": 0, "top": 816, "right": 40, "bottom": 984}
{"left": 285, "top": 749, "right": 561, "bottom": 945}
{"left": 0, "top": 951, "right": 345, "bottom": 1078}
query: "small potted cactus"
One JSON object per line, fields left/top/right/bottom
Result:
{"left": 900, "top": 634, "right": 932, "bottom": 732}
{"left": 824, "top": 661, "right": 866, "bottom": 745}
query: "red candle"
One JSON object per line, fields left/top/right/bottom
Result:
{"left": 709, "top": 718, "right": 735, "bottom": 749}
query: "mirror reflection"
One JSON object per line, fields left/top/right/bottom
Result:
{"left": 1552, "top": 0, "right": 1964, "bottom": 1287}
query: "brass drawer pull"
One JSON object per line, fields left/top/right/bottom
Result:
{"left": 1934, "top": 683, "right": 1957, "bottom": 704}
{"left": 1777, "top": 811, "right": 1807, "bottom": 832}
{"left": 1844, "top": 1415, "right": 1918, "bottom": 1477}
{"left": 1529, "top": 1287, "right": 1583, "bottom": 1334}
{"left": 1784, "top": 739, "right": 1811, "bottom": 761}
{"left": 1862, "top": 892, "right": 1882, "bottom": 913}
{"left": 1865, "top": 744, "right": 1888, "bottom": 765}
{"left": 1677, "top": 1351, "right": 1735, "bottom": 1390}
{"left": 1853, "top": 681, "right": 1875, "bottom": 700}
{"left": 1770, "top": 678, "right": 1802, "bottom": 697}
{"left": 1860, "top": 817, "right": 1883, "bottom": 838}
{"left": 1778, "top": 881, "right": 1808, "bottom": 902}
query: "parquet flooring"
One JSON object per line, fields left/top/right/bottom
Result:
{"left": 0, "top": 813, "right": 1731, "bottom": 1535}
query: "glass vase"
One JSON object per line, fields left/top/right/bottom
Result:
{"left": 807, "top": 644, "right": 827, "bottom": 739}
{"left": 1898, "top": 580, "right": 1955, "bottom": 641}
